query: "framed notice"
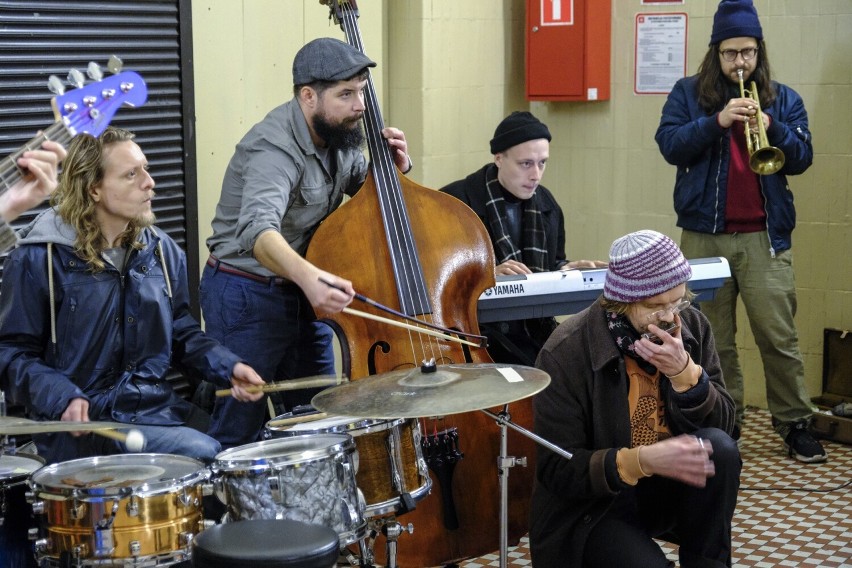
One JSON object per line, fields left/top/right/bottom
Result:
{"left": 634, "top": 12, "right": 688, "bottom": 95}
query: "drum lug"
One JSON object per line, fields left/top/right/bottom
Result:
{"left": 176, "top": 488, "right": 195, "bottom": 508}
{"left": 268, "top": 474, "right": 281, "bottom": 503}
{"left": 70, "top": 499, "right": 87, "bottom": 520}
{"left": 412, "top": 422, "right": 429, "bottom": 478}
{"left": 73, "top": 542, "right": 90, "bottom": 559}
{"left": 28, "top": 495, "right": 45, "bottom": 516}
{"left": 179, "top": 530, "right": 195, "bottom": 547}
{"left": 129, "top": 539, "right": 141, "bottom": 556}
{"left": 126, "top": 494, "right": 139, "bottom": 517}
{"left": 387, "top": 427, "right": 404, "bottom": 493}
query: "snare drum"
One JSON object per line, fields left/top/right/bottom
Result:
{"left": 212, "top": 434, "right": 365, "bottom": 546}
{"left": 266, "top": 415, "right": 431, "bottom": 518}
{"left": 0, "top": 453, "right": 43, "bottom": 568}
{"left": 28, "top": 453, "right": 209, "bottom": 567}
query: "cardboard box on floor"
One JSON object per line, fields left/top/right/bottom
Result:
{"left": 811, "top": 328, "right": 852, "bottom": 444}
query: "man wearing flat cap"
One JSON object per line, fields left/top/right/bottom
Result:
{"left": 201, "top": 37, "right": 411, "bottom": 448}
{"left": 655, "top": 0, "right": 824, "bottom": 463}
{"left": 441, "top": 111, "right": 603, "bottom": 366}
{"left": 531, "top": 230, "right": 740, "bottom": 568}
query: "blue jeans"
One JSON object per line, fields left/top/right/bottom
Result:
{"left": 200, "top": 264, "right": 335, "bottom": 449}
{"left": 34, "top": 424, "right": 222, "bottom": 465}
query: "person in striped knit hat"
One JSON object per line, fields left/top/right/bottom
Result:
{"left": 530, "top": 229, "right": 740, "bottom": 568}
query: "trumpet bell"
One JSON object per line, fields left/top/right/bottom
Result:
{"left": 750, "top": 146, "right": 785, "bottom": 176}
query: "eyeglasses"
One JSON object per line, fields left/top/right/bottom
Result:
{"left": 644, "top": 300, "right": 691, "bottom": 322}
{"left": 719, "top": 47, "right": 758, "bottom": 62}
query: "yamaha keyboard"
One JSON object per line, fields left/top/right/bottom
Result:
{"left": 477, "top": 257, "right": 731, "bottom": 323}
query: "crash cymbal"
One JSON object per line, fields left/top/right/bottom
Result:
{"left": 0, "top": 416, "right": 131, "bottom": 435}
{"left": 311, "top": 363, "right": 550, "bottom": 419}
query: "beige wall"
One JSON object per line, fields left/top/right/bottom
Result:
{"left": 192, "top": 0, "right": 852, "bottom": 409}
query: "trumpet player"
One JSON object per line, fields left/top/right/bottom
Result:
{"left": 655, "top": 0, "right": 825, "bottom": 463}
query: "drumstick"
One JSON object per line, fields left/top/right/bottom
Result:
{"left": 342, "top": 307, "right": 482, "bottom": 348}
{"left": 215, "top": 375, "right": 347, "bottom": 397}
{"left": 267, "top": 412, "right": 329, "bottom": 429}
{"left": 91, "top": 428, "right": 145, "bottom": 452}
{"left": 93, "top": 428, "right": 128, "bottom": 443}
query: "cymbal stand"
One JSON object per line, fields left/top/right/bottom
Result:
{"left": 480, "top": 406, "right": 573, "bottom": 568}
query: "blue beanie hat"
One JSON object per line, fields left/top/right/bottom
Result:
{"left": 710, "top": 0, "right": 763, "bottom": 45}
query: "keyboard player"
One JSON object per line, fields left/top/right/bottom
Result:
{"left": 441, "top": 111, "right": 605, "bottom": 366}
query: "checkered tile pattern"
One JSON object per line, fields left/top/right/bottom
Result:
{"left": 454, "top": 407, "right": 852, "bottom": 567}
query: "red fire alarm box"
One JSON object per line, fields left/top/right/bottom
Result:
{"left": 526, "top": 0, "right": 612, "bottom": 101}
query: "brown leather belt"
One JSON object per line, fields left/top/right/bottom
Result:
{"left": 206, "top": 256, "right": 290, "bottom": 287}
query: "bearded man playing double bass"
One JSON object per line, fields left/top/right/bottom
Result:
{"left": 201, "top": 37, "right": 412, "bottom": 449}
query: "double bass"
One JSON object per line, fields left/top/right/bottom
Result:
{"left": 305, "top": 2, "right": 537, "bottom": 566}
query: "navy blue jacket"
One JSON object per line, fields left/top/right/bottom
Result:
{"left": 0, "top": 209, "right": 241, "bottom": 425}
{"left": 655, "top": 75, "right": 813, "bottom": 255}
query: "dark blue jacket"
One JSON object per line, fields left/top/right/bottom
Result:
{"left": 655, "top": 75, "right": 813, "bottom": 255}
{"left": 0, "top": 209, "right": 241, "bottom": 425}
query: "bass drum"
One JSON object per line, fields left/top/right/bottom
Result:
{"left": 0, "top": 453, "right": 44, "bottom": 568}
{"left": 28, "top": 453, "right": 208, "bottom": 567}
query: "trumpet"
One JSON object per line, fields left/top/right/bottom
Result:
{"left": 737, "top": 69, "right": 785, "bottom": 175}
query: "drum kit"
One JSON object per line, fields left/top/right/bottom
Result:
{"left": 0, "top": 363, "right": 572, "bottom": 568}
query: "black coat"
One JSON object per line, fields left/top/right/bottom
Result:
{"left": 441, "top": 164, "right": 567, "bottom": 270}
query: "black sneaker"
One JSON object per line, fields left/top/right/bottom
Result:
{"left": 783, "top": 423, "right": 828, "bottom": 463}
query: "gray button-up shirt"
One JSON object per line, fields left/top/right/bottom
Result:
{"left": 206, "top": 98, "right": 368, "bottom": 277}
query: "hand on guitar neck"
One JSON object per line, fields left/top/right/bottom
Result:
{"left": 0, "top": 139, "right": 66, "bottom": 222}
{"left": 0, "top": 58, "right": 147, "bottom": 225}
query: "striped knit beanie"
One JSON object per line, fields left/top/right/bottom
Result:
{"left": 603, "top": 230, "right": 692, "bottom": 303}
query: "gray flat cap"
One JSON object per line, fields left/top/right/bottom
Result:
{"left": 293, "top": 37, "right": 376, "bottom": 85}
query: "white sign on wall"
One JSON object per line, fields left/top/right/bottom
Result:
{"left": 540, "top": 0, "right": 574, "bottom": 26}
{"left": 634, "top": 12, "right": 688, "bottom": 95}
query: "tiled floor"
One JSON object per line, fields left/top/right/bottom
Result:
{"left": 455, "top": 407, "right": 852, "bottom": 568}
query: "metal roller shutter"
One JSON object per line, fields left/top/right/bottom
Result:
{"left": 0, "top": 0, "right": 199, "bottom": 397}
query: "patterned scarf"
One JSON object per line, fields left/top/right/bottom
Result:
{"left": 604, "top": 310, "right": 658, "bottom": 375}
{"left": 483, "top": 164, "right": 547, "bottom": 272}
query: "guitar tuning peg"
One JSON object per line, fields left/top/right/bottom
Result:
{"left": 67, "top": 68, "right": 85, "bottom": 89}
{"left": 86, "top": 62, "right": 103, "bottom": 82}
{"left": 107, "top": 55, "right": 123, "bottom": 74}
{"left": 47, "top": 75, "right": 65, "bottom": 96}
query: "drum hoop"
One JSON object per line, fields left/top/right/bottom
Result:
{"left": 0, "top": 452, "right": 44, "bottom": 486}
{"left": 29, "top": 453, "right": 208, "bottom": 499}
{"left": 213, "top": 434, "right": 355, "bottom": 473}
{"left": 269, "top": 416, "right": 404, "bottom": 436}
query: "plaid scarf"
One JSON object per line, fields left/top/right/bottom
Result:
{"left": 483, "top": 164, "right": 547, "bottom": 272}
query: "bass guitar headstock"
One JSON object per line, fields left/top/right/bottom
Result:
{"left": 48, "top": 56, "right": 148, "bottom": 138}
